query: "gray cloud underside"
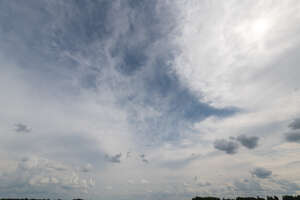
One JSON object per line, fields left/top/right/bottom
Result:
{"left": 213, "top": 139, "right": 239, "bottom": 154}
{"left": 236, "top": 135, "right": 259, "bottom": 149}
{"left": 288, "top": 118, "right": 300, "bottom": 130}
{"left": 285, "top": 131, "right": 300, "bottom": 143}
{"left": 105, "top": 153, "right": 122, "bottom": 163}
{"left": 14, "top": 123, "right": 31, "bottom": 133}
{"left": 251, "top": 167, "right": 272, "bottom": 179}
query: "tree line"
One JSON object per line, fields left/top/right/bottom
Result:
{"left": 192, "top": 196, "right": 300, "bottom": 200}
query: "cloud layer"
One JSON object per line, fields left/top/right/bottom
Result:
{"left": 0, "top": 0, "right": 300, "bottom": 199}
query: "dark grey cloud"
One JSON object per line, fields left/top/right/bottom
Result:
{"left": 288, "top": 118, "right": 300, "bottom": 130}
{"left": 140, "top": 154, "right": 149, "bottom": 163}
{"left": 236, "top": 135, "right": 259, "bottom": 149}
{"left": 251, "top": 167, "right": 272, "bottom": 179}
{"left": 213, "top": 139, "right": 239, "bottom": 154}
{"left": 14, "top": 123, "right": 31, "bottom": 133}
{"left": 285, "top": 131, "right": 300, "bottom": 143}
{"left": 105, "top": 153, "right": 122, "bottom": 163}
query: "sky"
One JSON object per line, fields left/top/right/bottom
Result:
{"left": 0, "top": 0, "right": 300, "bottom": 199}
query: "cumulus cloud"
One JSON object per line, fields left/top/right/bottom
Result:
{"left": 288, "top": 118, "right": 300, "bottom": 130}
{"left": 251, "top": 167, "right": 272, "bottom": 179}
{"left": 105, "top": 153, "right": 122, "bottom": 163}
{"left": 213, "top": 139, "right": 239, "bottom": 154}
{"left": 14, "top": 123, "right": 31, "bottom": 133}
{"left": 0, "top": 156, "right": 95, "bottom": 198}
{"left": 236, "top": 135, "right": 259, "bottom": 149}
{"left": 285, "top": 131, "right": 300, "bottom": 143}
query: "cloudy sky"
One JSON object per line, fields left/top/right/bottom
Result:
{"left": 1, "top": 0, "right": 300, "bottom": 199}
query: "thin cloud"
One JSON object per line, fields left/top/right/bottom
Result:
{"left": 196, "top": 181, "right": 211, "bottom": 187}
{"left": 127, "top": 179, "right": 135, "bottom": 184}
{"left": 126, "top": 151, "right": 131, "bottom": 158}
{"left": 233, "top": 178, "right": 264, "bottom": 194}
{"left": 275, "top": 179, "right": 300, "bottom": 194}
{"left": 105, "top": 186, "right": 113, "bottom": 190}
{"left": 105, "top": 153, "right": 122, "bottom": 163}
{"left": 141, "top": 179, "right": 149, "bottom": 184}
{"left": 160, "top": 153, "right": 201, "bottom": 169}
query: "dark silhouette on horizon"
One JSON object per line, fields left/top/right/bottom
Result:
{"left": 192, "top": 196, "right": 300, "bottom": 200}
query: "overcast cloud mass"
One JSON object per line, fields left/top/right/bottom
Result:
{"left": 0, "top": 0, "right": 300, "bottom": 199}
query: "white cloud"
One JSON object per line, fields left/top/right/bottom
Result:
{"left": 174, "top": 0, "right": 300, "bottom": 109}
